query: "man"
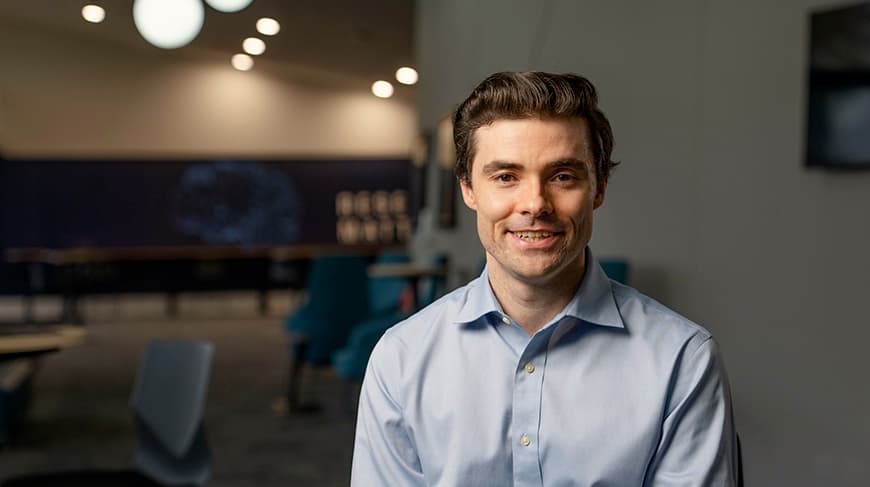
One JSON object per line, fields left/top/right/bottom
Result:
{"left": 352, "top": 72, "right": 739, "bottom": 486}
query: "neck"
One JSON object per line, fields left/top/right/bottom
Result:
{"left": 488, "top": 253, "right": 587, "bottom": 335}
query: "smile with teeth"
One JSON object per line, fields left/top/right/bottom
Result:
{"left": 513, "top": 231, "right": 554, "bottom": 241}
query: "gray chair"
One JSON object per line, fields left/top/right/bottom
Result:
{"left": 132, "top": 340, "right": 214, "bottom": 486}
{"left": 2, "top": 340, "right": 214, "bottom": 487}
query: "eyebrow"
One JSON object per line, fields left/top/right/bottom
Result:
{"left": 480, "top": 161, "right": 522, "bottom": 175}
{"left": 548, "top": 158, "right": 590, "bottom": 171}
{"left": 480, "top": 158, "right": 591, "bottom": 175}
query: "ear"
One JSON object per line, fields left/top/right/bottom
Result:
{"left": 459, "top": 178, "right": 477, "bottom": 211}
{"left": 593, "top": 179, "right": 607, "bottom": 209}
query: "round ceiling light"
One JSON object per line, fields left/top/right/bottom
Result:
{"left": 204, "top": 0, "right": 253, "bottom": 13}
{"left": 133, "top": 0, "right": 204, "bottom": 49}
{"left": 372, "top": 80, "right": 394, "bottom": 99}
{"left": 231, "top": 53, "right": 254, "bottom": 71}
{"left": 242, "top": 37, "right": 266, "bottom": 56}
{"left": 256, "top": 18, "right": 281, "bottom": 36}
{"left": 81, "top": 5, "right": 106, "bottom": 23}
{"left": 395, "top": 67, "right": 418, "bottom": 85}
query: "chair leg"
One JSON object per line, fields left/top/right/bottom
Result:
{"left": 286, "top": 341, "right": 307, "bottom": 413}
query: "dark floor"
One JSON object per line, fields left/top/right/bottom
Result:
{"left": 0, "top": 293, "right": 358, "bottom": 486}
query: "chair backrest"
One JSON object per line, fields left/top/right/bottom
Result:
{"left": 418, "top": 253, "right": 448, "bottom": 308}
{"left": 131, "top": 340, "right": 214, "bottom": 486}
{"left": 368, "top": 252, "right": 411, "bottom": 315}
{"left": 599, "top": 259, "right": 629, "bottom": 285}
{"left": 294, "top": 255, "right": 371, "bottom": 364}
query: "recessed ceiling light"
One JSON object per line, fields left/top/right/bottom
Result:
{"left": 81, "top": 4, "right": 106, "bottom": 23}
{"left": 231, "top": 53, "right": 254, "bottom": 71}
{"left": 256, "top": 18, "right": 281, "bottom": 36}
{"left": 133, "top": 0, "right": 204, "bottom": 49}
{"left": 372, "top": 80, "right": 394, "bottom": 98}
{"left": 204, "top": 0, "right": 253, "bottom": 13}
{"left": 395, "top": 67, "right": 419, "bottom": 85}
{"left": 243, "top": 37, "right": 266, "bottom": 56}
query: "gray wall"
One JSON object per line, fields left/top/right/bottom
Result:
{"left": 415, "top": 0, "right": 870, "bottom": 484}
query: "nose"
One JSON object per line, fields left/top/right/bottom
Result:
{"left": 518, "top": 179, "right": 553, "bottom": 217}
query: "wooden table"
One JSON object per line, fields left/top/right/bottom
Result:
{"left": 0, "top": 325, "right": 87, "bottom": 359}
{"left": 4, "top": 244, "right": 401, "bottom": 324}
{"left": 0, "top": 325, "right": 88, "bottom": 444}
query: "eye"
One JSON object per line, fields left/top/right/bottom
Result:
{"left": 552, "top": 172, "right": 577, "bottom": 182}
{"left": 493, "top": 173, "right": 517, "bottom": 183}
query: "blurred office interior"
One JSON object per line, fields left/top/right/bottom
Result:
{"left": 2, "top": 0, "right": 870, "bottom": 486}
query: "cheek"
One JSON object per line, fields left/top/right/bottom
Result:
{"left": 476, "top": 198, "right": 513, "bottom": 225}
{"left": 558, "top": 195, "right": 595, "bottom": 227}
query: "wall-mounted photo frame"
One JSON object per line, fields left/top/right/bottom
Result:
{"left": 806, "top": 2, "right": 870, "bottom": 169}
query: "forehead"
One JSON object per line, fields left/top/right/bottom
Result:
{"left": 471, "top": 117, "right": 593, "bottom": 169}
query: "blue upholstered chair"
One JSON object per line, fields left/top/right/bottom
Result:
{"left": 366, "top": 252, "right": 412, "bottom": 317}
{"left": 284, "top": 255, "right": 371, "bottom": 411}
{"left": 332, "top": 254, "right": 447, "bottom": 383}
{"left": 599, "top": 258, "right": 629, "bottom": 284}
{"left": 332, "top": 253, "right": 411, "bottom": 383}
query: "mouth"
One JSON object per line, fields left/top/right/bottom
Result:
{"left": 510, "top": 230, "right": 558, "bottom": 242}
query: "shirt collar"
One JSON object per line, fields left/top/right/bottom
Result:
{"left": 454, "top": 248, "right": 624, "bottom": 329}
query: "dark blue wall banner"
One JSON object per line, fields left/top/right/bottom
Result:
{"left": 0, "top": 159, "right": 412, "bottom": 249}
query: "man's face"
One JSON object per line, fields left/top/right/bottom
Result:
{"left": 460, "top": 117, "right": 605, "bottom": 287}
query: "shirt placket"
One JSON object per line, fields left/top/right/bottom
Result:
{"left": 510, "top": 332, "right": 548, "bottom": 487}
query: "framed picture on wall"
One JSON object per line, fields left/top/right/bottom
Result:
{"left": 806, "top": 2, "right": 870, "bottom": 169}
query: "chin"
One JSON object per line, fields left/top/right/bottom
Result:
{"left": 513, "top": 254, "right": 585, "bottom": 283}
{"left": 509, "top": 262, "right": 563, "bottom": 283}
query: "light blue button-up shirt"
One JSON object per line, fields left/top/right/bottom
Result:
{"left": 352, "top": 251, "right": 739, "bottom": 486}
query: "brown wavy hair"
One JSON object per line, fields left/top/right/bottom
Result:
{"left": 453, "top": 71, "right": 618, "bottom": 186}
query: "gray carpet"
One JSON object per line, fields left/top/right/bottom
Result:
{"left": 0, "top": 293, "right": 358, "bottom": 486}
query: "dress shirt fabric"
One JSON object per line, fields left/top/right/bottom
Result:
{"left": 352, "top": 250, "right": 739, "bottom": 486}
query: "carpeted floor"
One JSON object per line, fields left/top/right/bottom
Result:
{"left": 0, "top": 292, "right": 358, "bottom": 486}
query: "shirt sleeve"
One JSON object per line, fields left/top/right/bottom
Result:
{"left": 644, "top": 336, "right": 740, "bottom": 486}
{"left": 351, "top": 333, "right": 426, "bottom": 486}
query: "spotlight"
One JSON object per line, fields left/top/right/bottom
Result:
{"left": 133, "top": 0, "right": 204, "bottom": 49}
{"left": 81, "top": 4, "right": 106, "bottom": 23}
{"left": 231, "top": 53, "right": 254, "bottom": 71}
{"left": 372, "top": 80, "right": 394, "bottom": 98}
{"left": 243, "top": 37, "right": 266, "bottom": 56}
{"left": 204, "top": 0, "right": 253, "bottom": 13}
{"left": 395, "top": 67, "right": 418, "bottom": 85}
{"left": 256, "top": 18, "right": 280, "bottom": 36}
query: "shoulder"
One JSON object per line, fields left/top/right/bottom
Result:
{"left": 364, "top": 281, "right": 476, "bottom": 399}
{"left": 367, "top": 279, "right": 477, "bottom": 374}
{"left": 610, "top": 281, "right": 713, "bottom": 354}
{"left": 377, "top": 279, "right": 477, "bottom": 350}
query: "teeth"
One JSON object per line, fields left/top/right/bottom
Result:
{"left": 514, "top": 231, "right": 552, "bottom": 241}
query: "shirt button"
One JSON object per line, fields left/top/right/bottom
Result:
{"left": 524, "top": 362, "right": 535, "bottom": 374}
{"left": 520, "top": 434, "right": 531, "bottom": 447}
{"left": 501, "top": 316, "right": 510, "bottom": 324}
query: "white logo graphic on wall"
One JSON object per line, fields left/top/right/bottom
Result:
{"left": 335, "top": 190, "right": 411, "bottom": 244}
